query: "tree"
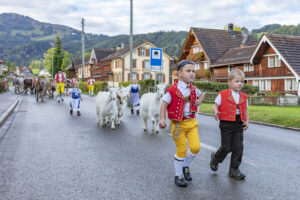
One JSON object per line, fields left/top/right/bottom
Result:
{"left": 44, "top": 48, "right": 55, "bottom": 75}
{"left": 5, "top": 60, "right": 16, "bottom": 72}
{"left": 61, "top": 51, "right": 71, "bottom": 72}
{"left": 53, "top": 36, "right": 64, "bottom": 76}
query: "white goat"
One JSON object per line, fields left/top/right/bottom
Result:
{"left": 95, "top": 88, "right": 118, "bottom": 130}
{"left": 140, "top": 84, "right": 167, "bottom": 134}
{"left": 116, "top": 86, "right": 129, "bottom": 125}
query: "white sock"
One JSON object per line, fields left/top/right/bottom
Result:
{"left": 183, "top": 150, "right": 196, "bottom": 167}
{"left": 174, "top": 155, "right": 184, "bottom": 176}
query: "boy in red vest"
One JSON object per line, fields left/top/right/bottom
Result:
{"left": 87, "top": 77, "right": 95, "bottom": 97}
{"left": 54, "top": 68, "right": 66, "bottom": 103}
{"left": 210, "top": 69, "right": 249, "bottom": 180}
{"left": 159, "top": 60, "right": 205, "bottom": 187}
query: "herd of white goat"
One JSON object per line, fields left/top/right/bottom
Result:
{"left": 95, "top": 84, "right": 167, "bottom": 133}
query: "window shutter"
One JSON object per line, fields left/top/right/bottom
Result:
{"left": 150, "top": 73, "right": 153, "bottom": 79}
{"left": 133, "top": 59, "right": 136, "bottom": 68}
{"left": 142, "top": 61, "right": 145, "bottom": 68}
{"left": 163, "top": 74, "right": 165, "bottom": 83}
{"left": 146, "top": 49, "right": 150, "bottom": 56}
{"left": 138, "top": 48, "right": 141, "bottom": 56}
{"left": 142, "top": 74, "right": 144, "bottom": 80}
{"left": 128, "top": 73, "right": 130, "bottom": 81}
{"left": 137, "top": 73, "right": 139, "bottom": 80}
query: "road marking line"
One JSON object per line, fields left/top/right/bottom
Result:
{"left": 167, "top": 134, "right": 261, "bottom": 168}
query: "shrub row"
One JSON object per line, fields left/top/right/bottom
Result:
{"left": 78, "top": 81, "right": 108, "bottom": 94}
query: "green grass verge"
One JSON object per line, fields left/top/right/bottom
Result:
{"left": 199, "top": 103, "right": 300, "bottom": 129}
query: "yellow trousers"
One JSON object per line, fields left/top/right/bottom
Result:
{"left": 56, "top": 82, "right": 64, "bottom": 94}
{"left": 88, "top": 85, "right": 94, "bottom": 92}
{"left": 170, "top": 118, "right": 200, "bottom": 158}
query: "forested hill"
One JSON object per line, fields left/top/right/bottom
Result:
{"left": 1, "top": 13, "right": 299, "bottom": 66}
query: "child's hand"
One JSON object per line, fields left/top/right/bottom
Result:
{"left": 214, "top": 111, "right": 220, "bottom": 121}
{"left": 80, "top": 98, "right": 83, "bottom": 101}
{"left": 243, "top": 121, "right": 249, "bottom": 130}
{"left": 194, "top": 97, "right": 203, "bottom": 107}
{"left": 159, "top": 119, "right": 166, "bottom": 129}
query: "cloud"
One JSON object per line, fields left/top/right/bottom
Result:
{"left": 0, "top": 0, "right": 299, "bottom": 35}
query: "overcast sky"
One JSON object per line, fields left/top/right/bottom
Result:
{"left": 1, "top": 0, "right": 299, "bottom": 36}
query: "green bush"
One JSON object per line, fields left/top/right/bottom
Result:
{"left": 79, "top": 81, "right": 107, "bottom": 94}
{"left": 192, "top": 81, "right": 258, "bottom": 95}
{"left": 119, "top": 81, "right": 131, "bottom": 87}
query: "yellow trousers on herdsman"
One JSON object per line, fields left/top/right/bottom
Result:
{"left": 88, "top": 85, "right": 94, "bottom": 92}
{"left": 170, "top": 118, "right": 200, "bottom": 158}
{"left": 56, "top": 82, "right": 64, "bottom": 94}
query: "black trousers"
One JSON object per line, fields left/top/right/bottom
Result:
{"left": 215, "top": 115, "right": 244, "bottom": 169}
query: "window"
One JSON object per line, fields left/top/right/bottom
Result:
{"left": 144, "top": 60, "right": 150, "bottom": 69}
{"left": 193, "top": 47, "right": 199, "bottom": 54}
{"left": 113, "top": 60, "right": 116, "bottom": 68}
{"left": 268, "top": 56, "right": 275, "bottom": 68}
{"left": 228, "top": 65, "right": 234, "bottom": 72}
{"left": 157, "top": 74, "right": 163, "bottom": 82}
{"left": 285, "top": 79, "right": 297, "bottom": 90}
{"left": 144, "top": 73, "right": 150, "bottom": 79}
{"left": 132, "top": 72, "right": 137, "bottom": 79}
{"left": 249, "top": 64, "right": 254, "bottom": 71}
{"left": 195, "top": 63, "right": 200, "bottom": 70}
{"left": 244, "top": 64, "right": 249, "bottom": 72}
{"left": 259, "top": 80, "right": 265, "bottom": 90}
{"left": 204, "top": 62, "right": 208, "bottom": 70}
{"left": 268, "top": 56, "right": 281, "bottom": 68}
{"left": 140, "top": 48, "right": 146, "bottom": 56}
{"left": 266, "top": 80, "right": 271, "bottom": 90}
{"left": 253, "top": 80, "right": 259, "bottom": 87}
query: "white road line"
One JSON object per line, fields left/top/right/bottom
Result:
{"left": 167, "top": 133, "right": 261, "bottom": 168}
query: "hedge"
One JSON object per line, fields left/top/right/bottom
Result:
{"left": 79, "top": 81, "right": 108, "bottom": 94}
{"left": 192, "top": 81, "right": 259, "bottom": 95}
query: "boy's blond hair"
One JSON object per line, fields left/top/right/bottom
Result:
{"left": 228, "top": 69, "right": 245, "bottom": 80}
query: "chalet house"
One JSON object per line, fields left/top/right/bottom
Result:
{"left": 178, "top": 24, "right": 256, "bottom": 82}
{"left": 76, "top": 60, "right": 91, "bottom": 81}
{"left": 100, "top": 41, "right": 173, "bottom": 86}
{"left": 89, "top": 48, "right": 115, "bottom": 81}
{"left": 249, "top": 34, "right": 300, "bottom": 95}
{"left": 0, "top": 59, "right": 8, "bottom": 75}
{"left": 66, "top": 58, "right": 81, "bottom": 78}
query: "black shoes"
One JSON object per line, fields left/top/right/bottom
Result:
{"left": 229, "top": 168, "right": 245, "bottom": 180}
{"left": 131, "top": 109, "right": 134, "bottom": 115}
{"left": 183, "top": 167, "right": 192, "bottom": 181}
{"left": 77, "top": 111, "right": 81, "bottom": 116}
{"left": 210, "top": 152, "right": 218, "bottom": 171}
{"left": 70, "top": 110, "right": 73, "bottom": 115}
{"left": 174, "top": 175, "right": 187, "bottom": 187}
{"left": 136, "top": 110, "right": 140, "bottom": 115}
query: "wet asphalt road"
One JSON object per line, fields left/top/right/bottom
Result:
{"left": 0, "top": 94, "right": 299, "bottom": 200}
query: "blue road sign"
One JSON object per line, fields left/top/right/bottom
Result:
{"left": 150, "top": 48, "right": 162, "bottom": 71}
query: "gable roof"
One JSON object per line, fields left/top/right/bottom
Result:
{"left": 101, "top": 41, "right": 147, "bottom": 61}
{"left": 190, "top": 28, "right": 256, "bottom": 64}
{"left": 72, "top": 58, "right": 82, "bottom": 67}
{"left": 251, "top": 34, "right": 300, "bottom": 78}
{"left": 211, "top": 45, "right": 256, "bottom": 67}
{"left": 93, "top": 48, "right": 115, "bottom": 62}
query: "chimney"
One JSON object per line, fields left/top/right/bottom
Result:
{"left": 228, "top": 23, "right": 234, "bottom": 37}
{"left": 241, "top": 30, "right": 248, "bottom": 46}
{"left": 116, "top": 45, "right": 121, "bottom": 51}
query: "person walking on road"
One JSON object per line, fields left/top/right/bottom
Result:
{"left": 87, "top": 77, "right": 95, "bottom": 97}
{"left": 128, "top": 78, "right": 141, "bottom": 115}
{"left": 159, "top": 60, "right": 205, "bottom": 187}
{"left": 210, "top": 69, "right": 249, "bottom": 180}
{"left": 54, "top": 68, "right": 66, "bottom": 103}
{"left": 67, "top": 82, "right": 83, "bottom": 116}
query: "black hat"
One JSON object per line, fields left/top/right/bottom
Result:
{"left": 177, "top": 60, "right": 195, "bottom": 71}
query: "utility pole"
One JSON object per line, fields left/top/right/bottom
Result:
{"left": 81, "top": 18, "right": 85, "bottom": 81}
{"left": 129, "top": 0, "right": 133, "bottom": 80}
{"left": 51, "top": 49, "right": 53, "bottom": 78}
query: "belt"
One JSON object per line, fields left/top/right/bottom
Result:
{"left": 182, "top": 113, "right": 195, "bottom": 120}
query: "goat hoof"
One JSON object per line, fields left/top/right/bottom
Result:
{"left": 144, "top": 129, "right": 147, "bottom": 132}
{"left": 156, "top": 131, "right": 159, "bottom": 134}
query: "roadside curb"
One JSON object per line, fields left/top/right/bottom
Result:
{"left": 198, "top": 112, "right": 300, "bottom": 132}
{"left": 0, "top": 98, "right": 20, "bottom": 128}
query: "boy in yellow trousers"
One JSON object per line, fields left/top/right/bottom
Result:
{"left": 159, "top": 60, "right": 205, "bottom": 187}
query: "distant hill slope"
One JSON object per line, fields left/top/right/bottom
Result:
{"left": 1, "top": 13, "right": 299, "bottom": 66}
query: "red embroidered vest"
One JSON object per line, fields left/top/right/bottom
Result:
{"left": 71, "top": 78, "right": 77, "bottom": 84}
{"left": 55, "top": 73, "right": 65, "bottom": 83}
{"left": 88, "top": 78, "right": 95, "bottom": 85}
{"left": 167, "top": 80, "right": 197, "bottom": 121}
{"left": 218, "top": 89, "right": 248, "bottom": 122}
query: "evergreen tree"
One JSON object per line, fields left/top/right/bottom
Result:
{"left": 53, "top": 36, "right": 64, "bottom": 76}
